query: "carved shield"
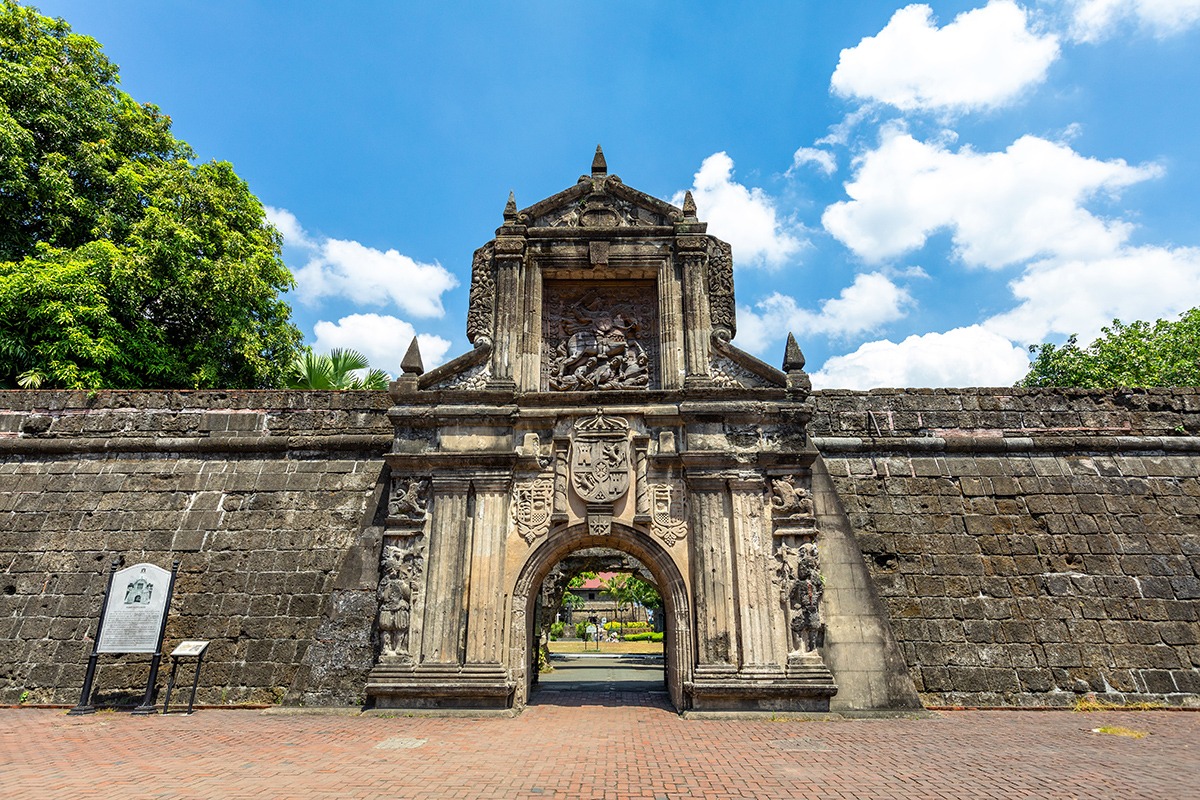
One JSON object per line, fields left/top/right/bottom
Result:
{"left": 511, "top": 478, "right": 553, "bottom": 543}
{"left": 570, "top": 439, "right": 630, "bottom": 503}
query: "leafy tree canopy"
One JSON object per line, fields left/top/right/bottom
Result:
{"left": 0, "top": 1, "right": 301, "bottom": 388}
{"left": 1020, "top": 309, "right": 1200, "bottom": 389}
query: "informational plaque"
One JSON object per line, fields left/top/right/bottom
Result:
{"left": 96, "top": 563, "right": 173, "bottom": 654}
{"left": 171, "top": 640, "right": 209, "bottom": 658}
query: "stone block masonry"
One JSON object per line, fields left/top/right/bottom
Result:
{"left": 0, "top": 391, "right": 393, "bottom": 706}
{"left": 0, "top": 387, "right": 1197, "bottom": 708}
{"left": 812, "top": 388, "right": 1200, "bottom": 707}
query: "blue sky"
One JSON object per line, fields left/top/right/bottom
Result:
{"left": 33, "top": 1, "right": 1200, "bottom": 387}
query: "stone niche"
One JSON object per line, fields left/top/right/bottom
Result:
{"left": 366, "top": 148, "right": 920, "bottom": 714}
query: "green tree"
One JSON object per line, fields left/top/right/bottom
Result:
{"left": 1020, "top": 309, "right": 1200, "bottom": 388}
{"left": 0, "top": 1, "right": 301, "bottom": 389}
{"left": 286, "top": 348, "right": 388, "bottom": 390}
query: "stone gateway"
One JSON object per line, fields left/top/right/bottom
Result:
{"left": 366, "top": 148, "right": 915, "bottom": 712}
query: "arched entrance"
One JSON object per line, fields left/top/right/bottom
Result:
{"left": 509, "top": 522, "right": 692, "bottom": 711}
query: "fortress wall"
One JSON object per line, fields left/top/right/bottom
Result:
{"left": 0, "top": 391, "right": 392, "bottom": 706}
{"left": 812, "top": 389, "right": 1200, "bottom": 706}
{"left": 0, "top": 388, "right": 1197, "bottom": 708}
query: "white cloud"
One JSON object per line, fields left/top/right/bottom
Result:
{"left": 789, "top": 147, "right": 837, "bottom": 177}
{"left": 312, "top": 313, "right": 452, "bottom": 377}
{"left": 1069, "top": 0, "right": 1200, "bottom": 42}
{"left": 823, "top": 129, "right": 1160, "bottom": 268}
{"left": 672, "top": 152, "right": 805, "bottom": 268}
{"left": 985, "top": 245, "right": 1200, "bottom": 344}
{"left": 812, "top": 325, "right": 1031, "bottom": 389}
{"left": 734, "top": 272, "right": 913, "bottom": 353}
{"left": 266, "top": 206, "right": 458, "bottom": 319}
{"left": 831, "top": 1, "right": 1060, "bottom": 113}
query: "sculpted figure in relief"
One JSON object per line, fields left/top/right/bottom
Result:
{"left": 770, "top": 476, "right": 814, "bottom": 518}
{"left": 777, "top": 542, "right": 824, "bottom": 653}
{"left": 378, "top": 544, "right": 421, "bottom": 659}
{"left": 389, "top": 477, "right": 429, "bottom": 522}
{"left": 549, "top": 302, "right": 650, "bottom": 391}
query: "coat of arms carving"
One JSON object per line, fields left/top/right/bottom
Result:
{"left": 511, "top": 478, "right": 553, "bottom": 543}
{"left": 569, "top": 413, "right": 631, "bottom": 503}
{"left": 649, "top": 484, "right": 687, "bottom": 547}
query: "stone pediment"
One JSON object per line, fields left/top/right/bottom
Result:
{"left": 514, "top": 146, "right": 684, "bottom": 231}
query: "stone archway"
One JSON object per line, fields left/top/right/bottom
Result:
{"left": 509, "top": 522, "right": 692, "bottom": 711}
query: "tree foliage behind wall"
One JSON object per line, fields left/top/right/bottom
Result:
{"left": 0, "top": 1, "right": 301, "bottom": 388}
{"left": 1020, "top": 310, "right": 1200, "bottom": 389}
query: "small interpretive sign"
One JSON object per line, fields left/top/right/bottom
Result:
{"left": 96, "top": 563, "right": 172, "bottom": 654}
{"left": 171, "top": 640, "right": 209, "bottom": 658}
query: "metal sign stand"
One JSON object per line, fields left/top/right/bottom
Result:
{"left": 163, "top": 641, "right": 210, "bottom": 714}
{"left": 68, "top": 558, "right": 181, "bottom": 716}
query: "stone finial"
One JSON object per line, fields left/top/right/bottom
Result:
{"left": 682, "top": 190, "right": 697, "bottom": 219}
{"left": 503, "top": 191, "right": 517, "bottom": 221}
{"left": 401, "top": 337, "right": 425, "bottom": 376}
{"left": 592, "top": 145, "right": 607, "bottom": 177}
{"left": 783, "top": 333, "right": 806, "bottom": 372}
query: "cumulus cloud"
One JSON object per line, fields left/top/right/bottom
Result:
{"left": 734, "top": 272, "right": 914, "bottom": 353}
{"left": 831, "top": 1, "right": 1060, "bottom": 113}
{"left": 672, "top": 152, "right": 805, "bottom": 268}
{"left": 312, "top": 313, "right": 452, "bottom": 376}
{"left": 1069, "top": 0, "right": 1200, "bottom": 42}
{"left": 812, "top": 326, "right": 1032, "bottom": 389}
{"left": 985, "top": 245, "right": 1200, "bottom": 344}
{"left": 265, "top": 206, "right": 458, "bottom": 319}
{"left": 789, "top": 147, "right": 837, "bottom": 177}
{"left": 823, "top": 128, "right": 1161, "bottom": 268}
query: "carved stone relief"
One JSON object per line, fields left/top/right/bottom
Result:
{"left": 710, "top": 355, "right": 771, "bottom": 389}
{"left": 569, "top": 413, "right": 631, "bottom": 503}
{"left": 511, "top": 477, "right": 553, "bottom": 543}
{"left": 649, "top": 483, "right": 687, "bottom": 547}
{"left": 776, "top": 541, "right": 824, "bottom": 654}
{"left": 388, "top": 477, "right": 429, "bottom": 524}
{"left": 707, "top": 240, "right": 735, "bottom": 338}
{"left": 537, "top": 197, "right": 669, "bottom": 229}
{"left": 428, "top": 362, "right": 491, "bottom": 391}
{"left": 542, "top": 282, "right": 659, "bottom": 391}
{"left": 466, "top": 244, "right": 495, "bottom": 345}
{"left": 378, "top": 540, "right": 424, "bottom": 661}
{"left": 770, "top": 475, "right": 815, "bottom": 519}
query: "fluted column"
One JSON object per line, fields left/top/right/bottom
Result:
{"left": 678, "top": 245, "right": 712, "bottom": 385}
{"left": 687, "top": 474, "right": 738, "bottom": 671}
{"left": 420, "top": 476, "right": 472, "bottom": 664}
{"left": 489, "top": 235, "right": 525, "bottom": 388}
{"left": 729, "top": 475, "right": 784, "bottom": 671}
{"left": 465, "top": 473, "right": 511, "bottom": 664}
{"left": 658, "top": 257, "right": 686, "bottom": 388}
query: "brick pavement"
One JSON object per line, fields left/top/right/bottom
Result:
{"left": 1, "top": 692, "right": 1196, "bottom": 799}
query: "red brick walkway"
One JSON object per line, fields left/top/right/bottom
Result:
{"left": 1, "top": 694, "right": 1196, "bottom": 799}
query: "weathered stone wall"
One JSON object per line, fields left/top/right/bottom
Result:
{"left": 1, "top": 388, "right": 1197, "bottom": 709}
{"left": 0, "top": 391, "right": 392, "bottom": 706}
{"left": 812, "top": 389, "right": 1200, "bottom": 707}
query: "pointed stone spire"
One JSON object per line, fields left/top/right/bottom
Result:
{"left": 682, "top": 190, "right": 698, "bottom": 220}
{"left": 591, "top": 144, "right": 607, "bottom": 177}
{"left": 401, "top": 336, "right": 425, "bottom": 376}
{"left": 503, "top": 190, "right": 517, "bottom": 221}
{"left": 783, "top": 333, "right": 806, "bottom": 372}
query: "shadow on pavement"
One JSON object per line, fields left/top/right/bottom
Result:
{"left": 530, "top": 654, "right": 670, "bottom": 708}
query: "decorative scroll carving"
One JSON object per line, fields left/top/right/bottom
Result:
{"left": 770, "top": 475, "right": 814, "bottom": 518}
{"left": 649, "top": 484, "right": 687, "bottom": 547}
{"left": 777, "top": 541, "right": 824, "bottom": 654}
{"left": 428, "top": 362, "right": 490, "bottom": 391}
{"left": 378, "top": 541, "right": 424, "bottom": 660}
{"left": 710, "top": 355, "right": 771, "bottom": 389}
{"left": 536, "top": 196, "right": 669, "bottom": 229}
{"left": 466, "top": 244, "right": 495, "bottom": 345}
{"left": 547, "top": 297, "right": 652, "bottom": 391}
{"left": 388, "top": 477, "right": 429, "bottom": 523}
{"left": 552, "top": 444, "right": 569, "bottom": 520}
{"left": 708, "top": 240, "right": 735, "bottom": 338}
{"left": 511, "top": 477, "right": 553, "bottom": 543}
{"left": 570, "top": 413, "right": 631, "bottom": 503}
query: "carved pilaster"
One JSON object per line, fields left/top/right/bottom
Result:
{"left": 678, "top": 241, "right": 712, "bottom": 386}
{"left": 419, "top": 477, "right": 471, "bottom": 664}
{"left": 489, "top": 236, "right": 525, "bottom": 388}
{"left": 634, "top": 440, "right": 650, "bottom": 522}
{"left": 466, "top": 473, "right": 511, "bottom": 664}
{"left": 687, "top": 474, "right": 737, "bottom": 671}
{"left": 551, "top": 440, "right": 569, "bottom": 522}
{"left": 658, "top": 256, "right": 686, "bottom": 389}
{"left": 729, "top": 476, "right": 783, "bottom": 670}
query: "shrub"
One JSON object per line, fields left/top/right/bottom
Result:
{"left": 575, "top": 621, "right": 590, "bottom": 640}
{"left": 549, "top": 621, "right": 565, "bottom": 640}
{"left": 620, "top": 631, "right": 663, "bottom": 642}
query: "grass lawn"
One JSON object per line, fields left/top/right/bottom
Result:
{"left": 547, "top": 639, "right": 664, "bottom": 655}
